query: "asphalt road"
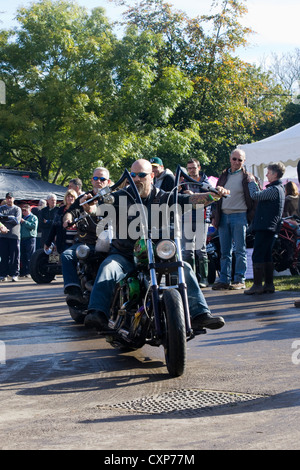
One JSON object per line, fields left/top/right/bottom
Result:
{"left": 1, "top": 276, "right": 300, "bottom": 450}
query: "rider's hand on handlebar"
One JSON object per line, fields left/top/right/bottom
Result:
{"left": 79, "top": 193, "right": 97, "bottom": 212}
{"left": 63, "top": 214, "right": 73, "bottom": 228}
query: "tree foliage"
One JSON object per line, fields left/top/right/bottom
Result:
{"left": 0, "top": 0, "right": 291, "bottom": 184}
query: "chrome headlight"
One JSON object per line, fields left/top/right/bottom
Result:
{"left": 76, "top": 244, "right": 91, "bottom": 260}
{"left": 156, "top": 240, "right": 176, "bottom": 260}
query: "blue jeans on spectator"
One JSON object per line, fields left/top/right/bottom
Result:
{"left": 88, "top": 252, "right": 211, "bottom": 320}
{"left": 218, "top": 212, "right": 248, "bottom": 284}
{"left": 0, "top": 238, "right": 20, "bottom": 277}
{"left": 20, "top": 237, "right": 36, "bottom": 276}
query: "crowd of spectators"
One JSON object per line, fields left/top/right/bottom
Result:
{"left": 0, "top": 178, "right": 83, "bottom": 282}
{"left": 1, "top": 155, "right": 299, "bottom": 298}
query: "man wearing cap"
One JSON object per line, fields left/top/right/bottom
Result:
{"left": 150, "top": 157, "right": 175, "bottom": 192}
{"left": 0, "top": 193, "right": 22, "bottom": 281}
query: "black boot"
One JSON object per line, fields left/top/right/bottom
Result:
{"left": 191, "top": 312, "right": 225, "bottom": 330}
{"left": 84, "top": 309, "right": 108, "bottom": 331}
{"left": 244, "top": 263, "right": 264, "bottom": 295}
{"left": 64, "top": 285, "right": 85, "bottom": 304}
{"left": 263, "top": 262, "right": 275, "bottom": 293}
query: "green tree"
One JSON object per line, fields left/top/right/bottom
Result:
{"left": 0, "top": 0, "right": 291, "bottom": 184}
{"left": 120, "top": 0, "right": 289, "bottom": 174}
{"left": 0, "top": 0, "right": 198, "bottom": 183}
{"left": 0, "top": 0, "right": 117, "bottom": 183}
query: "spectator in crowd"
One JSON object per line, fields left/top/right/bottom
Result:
{"left": 283, "top": 181, "right": 299, "bottom": 217}
{"left": 44, "top": 189, "right": 77, "bottom": 254}
{"left": 150, "top": 157, "right": 175, "bottom": 192}
{"left": 31, "top": 199, "right": 46, "bottom": 249}
{"left": 211, "top": 149, "right": 255, "bottom": 290}
{"left": 40, "top": 194, "right": 59, "bottom": 247}
{"left": 245, "top": 162, "right": 285, "bottom": 295}
{"left": 68, "top": 178, "right": 83, "bottom": 197}
{"left": 181, "top": 158, "right": 211, "bottom": 287}
{"left": 0, "top": 192, "right": 22, "bottom": 282}
{"left": 61, "top": 167, "right": 111, "bottom": 303}
{"left": 20, "top": 204, "right": 38, "bottom": 278}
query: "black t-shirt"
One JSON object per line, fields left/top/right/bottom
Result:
{"left": 97, "top": 185, "right": 190, "bottom": 260}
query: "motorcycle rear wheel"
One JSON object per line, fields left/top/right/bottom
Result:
{"left": 29, "top": 249, "right": 57, "bottom": 284}
{"left": 161, "top": 289, "right": 186, "bottom": 377}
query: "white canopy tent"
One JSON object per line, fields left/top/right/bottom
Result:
{"left": 238, "top": 123, "right": 300, "bottom": 185}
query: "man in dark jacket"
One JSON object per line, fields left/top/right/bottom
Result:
{"left": 85, "top": 158, "right": 229, "bottom": 332}
{"left": 0, "top": 193, "right": 22, "bottom": 281}
{"left": 40, "top": 194, "right": 59, "bottom": 247}
{"left": 61, "top": 167, "right": 111, "bottom": 303}
{"left": 211, "top": 149, "right": 255, "bottom": 290}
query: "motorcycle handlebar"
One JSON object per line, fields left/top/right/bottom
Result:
{"left": 178, "top": 166, "right": 229, "bottom": 197}
{"left": 79, "top": 170, "right": 130, "bottom": 207}
{"left": 80, "top": 165, "right": 228, "bottom": 208}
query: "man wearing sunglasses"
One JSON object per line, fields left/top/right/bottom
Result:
{"left": 61, "top": 167, "right": 111, "bottom": 303}
{"left": 85, "top": 159, "right": 229, "bottom": 333}
{"left": 211, "top": 148, "right": 256, "bottom": 291}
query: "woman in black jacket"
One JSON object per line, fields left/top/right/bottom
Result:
{"left": 44, "top": 189, "right": 77, "bottom": 254}
{"left": 245, "top": 162, "right": 285, "bottom": 295}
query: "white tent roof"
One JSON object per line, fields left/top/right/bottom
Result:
{"left": 238, "top": 123, "right": 300, "bottom": 182}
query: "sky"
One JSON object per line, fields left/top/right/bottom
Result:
{"left": 1, "top": 0, "right": 299, "bottom": 66}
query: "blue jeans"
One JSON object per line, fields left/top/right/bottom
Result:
{"left": 20, "top": 237, "right": 36, "bottom": 275}
{"left": 218, "top": 212, "right": 248, "bottom": 284}
{"left": 0, "top": 238, "right": 20, "bottom": 277}
{"left": 61, "top": 243, "right": 95, "bottom": 289}
{"left": 88, "top": 253, "right": 211, "bottom": 320}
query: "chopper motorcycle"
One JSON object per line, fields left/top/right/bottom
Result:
{"left": 73, "top": 166, "right": 225, "bottom": 377}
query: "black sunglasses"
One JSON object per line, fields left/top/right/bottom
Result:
{"left": 92, "top": 176, "right": 107, "bottom": 181}
{"left": 130, "top": 172, "right": 151, "bottom": 178}
{"left": 232, "top": 157, "right": 243, "bottom": 162}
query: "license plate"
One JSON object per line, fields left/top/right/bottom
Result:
{"left": 49, "top": 253, "right": 60, "bottom": 263}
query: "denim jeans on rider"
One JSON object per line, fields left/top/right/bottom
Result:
{"left": 218, "top": 212, "right": 248, "bottom": 284}
{"left": 61, "top": 243, "right": 95, "bottom": 289}
{"left": 88, "top": 252, "right": 211, "bottom": 320}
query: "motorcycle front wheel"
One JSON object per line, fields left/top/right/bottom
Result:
{"left": 161, "top": 289, "right": 186, "bottom": 377}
